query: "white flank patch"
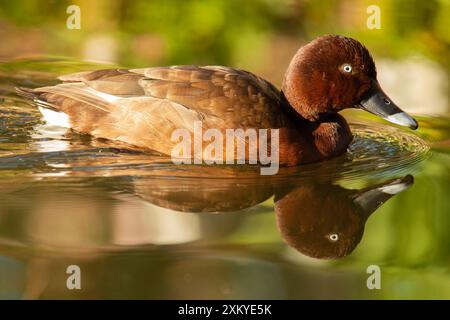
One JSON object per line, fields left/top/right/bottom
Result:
{"left": 38, "top": 107, "right": 71, "bottom": 128}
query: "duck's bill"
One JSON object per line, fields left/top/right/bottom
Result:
{"left": 358, "top": 81, "right": 418, "bottom": 130}
{"left": 354, "top": 175, "right": 414, "bottom": 217}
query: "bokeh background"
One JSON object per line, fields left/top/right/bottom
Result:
{"left": 0, "top": 0, "right": 449, "bottom": 114}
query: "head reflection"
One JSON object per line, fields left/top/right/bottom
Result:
{"left": 274, "top": 175, "right": 414, "bottom": 259}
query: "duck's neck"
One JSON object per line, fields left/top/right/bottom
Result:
{"left": 280, "top": 92, "right": 353, "bottom": 161}
{"left": 279, "top": 91, "right": 315, "bottom": 126}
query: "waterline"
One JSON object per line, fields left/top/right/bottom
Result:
{"left": 170, "top": 121, "right": 280, "bottom": 175}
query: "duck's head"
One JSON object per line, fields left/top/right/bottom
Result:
{"left": 282, "top": 35, "right": 418, "bottom": 129}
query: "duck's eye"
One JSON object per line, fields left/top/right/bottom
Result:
{"left": 342, "top": 64, "right": 352, "bottom": 73}
{"left": 328, "top": 233, "right": 339, "bottom": 242}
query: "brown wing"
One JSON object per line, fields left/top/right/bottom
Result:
{"left": 25, "top": 66, "right": 286, "bottom": 156}
{"left": 130, "top": 65, "right": 285, "bottom": 128}
{"left": 55, "top": 66, "right": 284, "bottom": 128}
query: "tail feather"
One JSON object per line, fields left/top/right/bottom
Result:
{"left": 15, "top": 86, "right": 36, "bottom": 100}
{"left": 15, "top": 87, "right": 59, "bottom": 112}
{"left": 16, "top": 84, "right": 114, "bottom": 131}
{"left": 16, "top": 87, "right": 71, "bottom": 127}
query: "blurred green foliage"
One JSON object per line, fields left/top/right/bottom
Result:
{"left": 0, "top": 0, "right": 448, "bottom": 72}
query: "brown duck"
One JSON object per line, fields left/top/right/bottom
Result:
{"left": 18, "top": 35, "right": 418, "bottom": 166}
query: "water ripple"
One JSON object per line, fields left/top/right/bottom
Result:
{"left": 0, "top": 100, "right": 430, "bottom": 185}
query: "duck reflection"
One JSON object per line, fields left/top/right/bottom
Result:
{"left": 129, "top": 169, "right": 414, "bottom": 259}
{"left": 131, "top": 166, "right": 274, "bottom": 212}
{"left": 274, "top": 175, "right": 413, "bottom": 259}
{"left": 0, "top": 153, "right": 414, "bottom": 260}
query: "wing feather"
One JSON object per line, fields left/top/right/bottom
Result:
{"left": 22, "top": 65, "right": 283, "bottom": 158}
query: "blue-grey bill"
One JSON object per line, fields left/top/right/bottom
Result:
{"left": 359, "top": 81, "right": 418, "bottom": 130}
{"left": 354, "top": 175, "right": 414, "bottom": 216}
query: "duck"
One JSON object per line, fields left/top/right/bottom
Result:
{"left": 17, "top": 34, "right": 418, "bottom": 166}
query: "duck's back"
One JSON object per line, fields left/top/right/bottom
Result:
{"left": 130, "top": 66, "right": 285, "bottom": 128}
{"left": 20, "top": 65, "right": 290, "bottom": 155}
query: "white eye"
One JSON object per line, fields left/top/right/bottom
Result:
{"left": 342, "top": 64, "right": 352, "bottom": 73}
{"left": 328, "top": 233, "right": 339, "bottom": 242}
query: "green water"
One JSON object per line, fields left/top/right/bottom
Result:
{"left": 0, "top": 59, "right": 449, "bottom": 299}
